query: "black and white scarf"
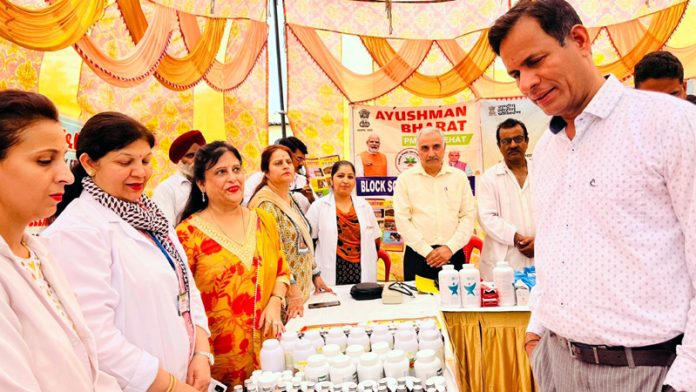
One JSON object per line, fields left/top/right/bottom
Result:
{"left": 81, "top": 176, "right": 194, "bottom": 350}
{"left": 82, "top": 176, "right": 178, "bottom": 259}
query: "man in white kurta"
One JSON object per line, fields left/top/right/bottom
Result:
{"left": 477, "top": 118, "right": 535, "bottom": 280}
{"left": 152, "top": 130, "right": 205, "bottom": 226}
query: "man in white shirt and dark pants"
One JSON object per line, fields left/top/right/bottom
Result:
{"left": 393, "top": 127, "right": 475, "bottom": 281}
{"left": 477, "top": 118, "right": 534, "bottom": 280}
{"left": 490, "top": 0, "right": 696, "bottom": 391}
{"left": 152, "top": 130, "right": 206, "bottom": 226}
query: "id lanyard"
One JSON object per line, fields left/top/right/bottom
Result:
{"left": 148, "top": 232, "right": 191, "bottom": 316}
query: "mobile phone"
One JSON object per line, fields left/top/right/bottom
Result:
{"left": 308, "top": 300, "right": 341, "bottom": 309}
{"left": 208, "top": 379, "right": 227, "bottom": 392}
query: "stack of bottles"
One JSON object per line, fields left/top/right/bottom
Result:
{"left": 250, "top": 321, "right": 448, "bottom": 392}
{"left": 239, "top": 370, "right": 448, "bottom": 392}
{"left": 438, "top": 261, "right": 529, "bottom": 308}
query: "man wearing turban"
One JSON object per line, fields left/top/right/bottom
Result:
{"left": 153, "top": 130, "right": 206, "bottom": 226}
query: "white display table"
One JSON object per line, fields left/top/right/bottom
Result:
{"left": 285, "top": 284, "right": 461, "bottom": 391}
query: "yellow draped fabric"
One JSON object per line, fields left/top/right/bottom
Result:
{"left": 289, "top": 1, "right": 686, "bottom": 101}
{"left": 117, "top": 0, "right": 226, "bottom": 90}
{"left": 179, "top": 14, "right": 268, "bottom": 92}
{"left": 288, "top": 23, "right": 432, "bottom": 103}
{"left": 597, "top": 1, "right": 688, "bottom": 80}
{"left": 443, "top": 311, "right": 535, "bottom": 392}
{"left": 361, "top": 31, "right": 496, "bottom": 99}
{"left": 0, "top": 0, "right": 103, "bottom": 51}
{"left": 73, "top": 3, "right": 177, "bottom": 87}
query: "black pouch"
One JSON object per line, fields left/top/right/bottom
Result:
{"left": 349, "top": 282, "right": 383, "bottom": 300}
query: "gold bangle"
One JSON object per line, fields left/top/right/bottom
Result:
{"left": 165, "top": 374, "right": 176, "bottom": 392}
{"left": 270, "top": 294, "right": 285, "bottom": 306}
{"left": 524, "top": 339, "right": 540, "bottom": 348}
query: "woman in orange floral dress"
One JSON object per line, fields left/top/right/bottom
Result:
{"left": 176, "top": 142, "right": 289, "bottom": 387}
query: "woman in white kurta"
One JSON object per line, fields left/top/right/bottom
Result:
{"left": 0, "top": 90, "right": 120, "bottom": 391}
{"left": 306, "top": 161, "right": 382, "bottom": 285}
{"left": 43, "top": 112, "right": 210, "bottom": 392}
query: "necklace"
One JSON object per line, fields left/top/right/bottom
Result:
{"left": 206, "top": 207, "right": 248, "bottom": 244}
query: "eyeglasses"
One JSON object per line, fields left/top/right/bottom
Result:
{"left": 499, "top": 135, "right": 526, "bottom": 145}
{"left": 388, "top": 282, "right": 416, "bottom": 297}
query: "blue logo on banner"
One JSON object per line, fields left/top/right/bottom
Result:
{"left": 356, "top": 177, "right": 397, "bottom": 196}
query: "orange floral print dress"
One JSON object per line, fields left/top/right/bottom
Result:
{"left": 176, "top": 209, "right": 289, "bottom": 387}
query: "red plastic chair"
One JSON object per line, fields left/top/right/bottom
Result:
{"left": 377, "top": 249, "right": 391, "bottom": 281}
{"left": 463, "top": 235, "right": 483, "bottom": 264}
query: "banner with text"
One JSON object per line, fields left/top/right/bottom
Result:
{"left": 351, "top": 102, "right": 483, "bottom": 178}
{"left": 479, "top": 99, "right": 550, "bottom": 170}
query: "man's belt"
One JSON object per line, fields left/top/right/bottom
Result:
{"left": 551, "top": 331, "right": 683, "bottom": 367}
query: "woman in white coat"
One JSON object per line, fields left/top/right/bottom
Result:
{"left": 43, "top": 112, "right": 210, "bottom": 392}
{"left": 306, "top": 161, "right": 382, "bottom": 285}
{"left": 0, "top": 90, "right": 120, "bottom": 391}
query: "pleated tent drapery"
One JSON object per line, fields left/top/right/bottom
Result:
{"left": 73, "top": 3, "right": 178, "bottom": 86}
{"left": 361, "top": 31, "right": 497, "bottom": 99}
{"left": 116, "top": 0, "right": 226, "bottom": 91}
{"left": 179, "top": 14, "right": 268, "bottom": 92}
{"left": 288, "top": 23, "right": 433, "bottom": 103}
{"left": 0, "top": 0, "right": 104, "bottom": 50}
{"left": 596, "top": 1, "right": 688, "bottom": 80}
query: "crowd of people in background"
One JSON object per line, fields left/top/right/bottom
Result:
{"left": 0, "top": 0, "right": 695, "bottom": 390}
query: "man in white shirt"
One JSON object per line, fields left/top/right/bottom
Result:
{"left": 477, "top": 118, "right": 534, "bottom": 280}
{"left": 152, "top": 130, "right": 205, "bottom": 226}
{"left": 393, "top": 127, "right": 475, "bottom": 281}
{"left": 243, "top": 136, "right": 315, "bottom": 213}
{"left": 490, "top": 1, "right": 696, "bottom": 391}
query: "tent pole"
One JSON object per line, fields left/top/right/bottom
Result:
{"left": 272, "top": 0, "right": 287, "bottom": 138}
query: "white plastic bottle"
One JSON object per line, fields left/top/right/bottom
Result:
{"left": 305, "top": 354, "right": 331, "bottom": 383}
{"left": 413, "top": 350, "right": 442, "bottom": 381}
{"left": 417, "top": 320, "right": 438, "bottom": 336}
{"left": 417, "top": 329, "right": 444, "bottom": 364}
{"left": 438, "top": 265, "right": 461, "bottom": 307}
{"left": 293, "top": 339, "right": 316, "bottom": 372}
{"left": 329, "top": 354, "right": 358, "bottom": 384}
{"left": 393, "top": 330, "right": 419, "bottom": 365}
{"left": 382, "top": 350, "right": 409, "bottom": 379}
{"left": 325, "top": 327, "right": 348, "bottom": 352}
{"left": 281, "top": 332, "right": 300, "bottom": 371}
{"left": 347, "top": 327, "right": 371, "bottom": 352}
{"left": 370, "top": 341, "right": 391, "bottom": 364}
{"left": 304, "top": 330, "right": 326, "bottom": 353}
{"left": 493, "top": 261, "right": 516, "bottom": 307}
{"left": 322, "top": 344, "right": 342, "bottom": 360}
{"left": 459, "top": 264, "right": 481, "bottom": 308}
{"left": 346, "top": 344, "right": 366, "bottom": 366}
{"left": 370, "top": 324, "right": 393, "bottom": 349}
{"left": 357, "top": 352, "right": 383, "bottom": 383}
{"left": 260, "top": 339, "right": 286, "bottom": 372}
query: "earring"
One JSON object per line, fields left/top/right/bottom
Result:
{"left": 201, "top": 191, "right": 206, "bottom": 203}
{"left": 87, "top": 170, "right": 95, "bottom": 177}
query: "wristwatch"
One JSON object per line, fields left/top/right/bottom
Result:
{"left": 194, "top": 351, "right": 215, "bottom": 366}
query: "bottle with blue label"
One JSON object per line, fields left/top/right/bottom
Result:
{"left": 459, "top": 264, "right": 481, "bottom": 308}
{"left": 438, "top": 265, "right": 461, "bottom": 308}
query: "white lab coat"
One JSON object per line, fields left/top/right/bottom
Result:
{"left": 43, "top": 192, "right": 209, "bottom": 392}
{"left": 0, "top": 233, "right": 120, "bottom": 391}
{"left": 476, "top": 160, "right": 535, "bottom": 280}
{"left": 306, "top": 193, "right": 382, "bottom": 286}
